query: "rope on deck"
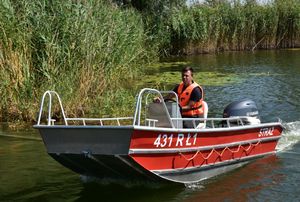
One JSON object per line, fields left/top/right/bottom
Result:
{"left": 179, "top": 140, "right": 261, "bottom": 162}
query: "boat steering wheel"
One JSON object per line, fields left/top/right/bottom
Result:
{"left": 164, "top": 98, "right": 176, "bottom": 103}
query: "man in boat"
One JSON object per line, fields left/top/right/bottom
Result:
{"left": 154, "top": 66, "right": 204, "bottom": 128}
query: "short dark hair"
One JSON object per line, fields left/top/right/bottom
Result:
{"left": 182, "top": 66, "right": 194, "bottom": 76}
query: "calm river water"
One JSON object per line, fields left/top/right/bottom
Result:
{"left": 1, "top": 50, "right": 300, "bottom": 201}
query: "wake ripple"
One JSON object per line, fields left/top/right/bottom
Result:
{"left": 80, "top": 175, "right": 165, "bottom": 188}
{"left": 276, "top": 121, "right": 300, "bottom": 152}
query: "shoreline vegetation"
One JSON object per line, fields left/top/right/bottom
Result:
{"left": 0, "top": 0, "right": 300, "bottom": 123}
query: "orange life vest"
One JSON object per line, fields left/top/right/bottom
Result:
{"left": 177, "top": 82, "right": 204, "bottom": 117}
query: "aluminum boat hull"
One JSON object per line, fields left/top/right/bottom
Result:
{"left": 35, "top": 123, "right": 282, "bottom": 184}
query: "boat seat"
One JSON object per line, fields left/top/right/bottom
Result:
{"left": 147, "top": 102, "right": 182, "bottom": 128}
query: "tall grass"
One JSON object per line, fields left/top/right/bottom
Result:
{"left": 169, "top": 0, "right": 300, "bottom": 54}
{"left": 0, "top": 0, "right": 152, "bottom": 122}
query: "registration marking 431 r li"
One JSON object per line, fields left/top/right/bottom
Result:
{"left": 153, "top": 133, "right": 197, "bottom": 148}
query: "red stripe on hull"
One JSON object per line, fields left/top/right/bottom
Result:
{"left": 129, "top": 125, "right": 282, "bottom": 171}
{"left": 129, "top": 141, "right": 278, "bottom": 171}
{"left": 130, "top": 126, "right": 282, "bottom": 149}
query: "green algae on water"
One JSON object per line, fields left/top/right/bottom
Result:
{"left": 140, "top": 71, "right": 244, "bottom": 87}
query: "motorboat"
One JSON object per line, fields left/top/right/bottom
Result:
{"left": 34, "top": 88, "right": 283, "bottom": 184}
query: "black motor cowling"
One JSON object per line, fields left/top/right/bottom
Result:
{"left": 223, "top": 99, "right": 259, "bottom": 118}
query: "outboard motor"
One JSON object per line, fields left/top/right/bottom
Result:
{"left": 223, "top": 99, "right": 261, "bottom": 125}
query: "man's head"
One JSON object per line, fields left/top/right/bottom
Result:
{"left": 181, "top": 67, "right": 194, "bottom": 86}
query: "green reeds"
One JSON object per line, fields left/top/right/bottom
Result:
{"left": 0, "top": 0, "right": 152, "bottom": 122}
{"left": 169, "top": 0, "right": 300, "bottom": 54}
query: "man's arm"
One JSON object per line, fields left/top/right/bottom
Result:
{"left": 181, "top": 100, "right": 196, "bottom": 112}
{"left": 153, "top": 92, "right": 176, "bottom": 103}
{"left": 153, "top": 84, "right": 179, "bottom": 103}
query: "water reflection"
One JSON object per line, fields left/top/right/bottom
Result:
{"left": 181, "top": 155, "right": 283, "bottom": 202}
{"left": 0, "top": 134, "right": 80, "bottom": 201}
{"left": 72, "top": 155, "right": 284, "bottom": 202}
{"left": 76, "top": 181, "right": 183, "bottom": 202}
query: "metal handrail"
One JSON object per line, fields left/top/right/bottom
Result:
{"left": 37, "top": 91, "right": 68, "bottom": 126}
{"left": 133, "top": 88, "right": 176, "bottom": 128}
{"left": 66, "top": 117, "right": 133, "bottom": 126}
{"left": 171, "top": 116, "right": 254, "bottom": 128}
{"left": 145, "top": 118, "right": 158, "bottom": 127}
{"left": 36, "top": 89, "right": 258, "bottom": 129}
